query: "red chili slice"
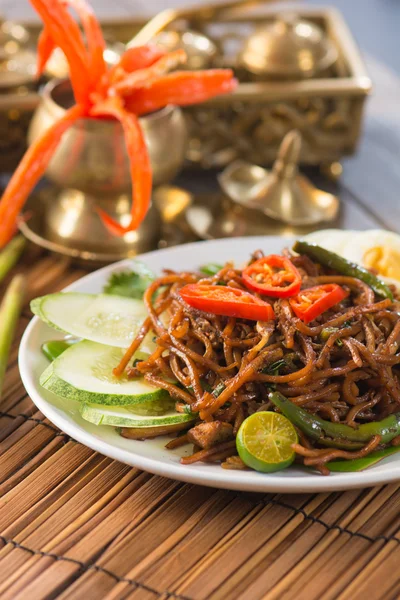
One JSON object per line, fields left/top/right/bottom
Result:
{"left": 289, "top": 284, "right": 349, "bottom": 323}
{"left": 108, "top": 45, "right": 168, "bottom": 85}
{"left": 0, "top": 103, "right": 86, "bottom": 248}
{"left": 242, "top": 255, "right": 302, "bottom": 298}
{"left": 36, "top": 26, "right": 55, "bottom": 77}
{"left": 30, "top": 0, "right": 91, "bottom": 105}
{"left": 117, "top": 45, "right": 167, "bottom": 73}
{"left": 123, "top": 70, "right": 237, "bottom": 115}
{"left": 179, "top": 284, "right": 275, "bottom": 321}
{"left": 90, "top": 98, "right": 152, "bottom": 234}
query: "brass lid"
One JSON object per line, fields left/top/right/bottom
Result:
{"left": 241, "top": 13, "right": 338, "bottom": 78}
{"left": 0, "top": 18, "right": 36, "bottom": 89}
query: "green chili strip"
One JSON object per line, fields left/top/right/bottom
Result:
{"left": 293, "top": 240, "right": 393, "bottom": 300}
{"left": 326, "top": 445, "right": 400, "bottom": 472}
{"left": 269, "top": 391, "right": 400, "bottom": 445}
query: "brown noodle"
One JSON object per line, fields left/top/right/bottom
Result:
{"left": 113, "top": 251, "right": 400, "bottom": 474}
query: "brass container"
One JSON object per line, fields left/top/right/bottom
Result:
{"left": 0, "top": 21, "right": 124, "bottom": 173}
{"left": 26, "top": 79, "right": 187, "bottom": 258}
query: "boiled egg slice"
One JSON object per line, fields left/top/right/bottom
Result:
{"left": 342, "top": 229, "right": 400, "bottom": 290}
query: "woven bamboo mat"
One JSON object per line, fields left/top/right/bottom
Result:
{"left": 2, "top": 248, "right": 400, "bottom": 600}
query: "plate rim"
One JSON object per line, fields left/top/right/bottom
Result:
{"left": 19, "top": 235, "right": 400, "bottom": 493}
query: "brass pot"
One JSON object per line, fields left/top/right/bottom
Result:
{"left": 26, "top": 79, "right": 188, "bottom": 258}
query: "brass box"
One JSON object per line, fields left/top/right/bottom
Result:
{"left": 178, "top": 7, "right": 372, "bottom": 168}
{"left": 0, "top": 6, "right": 371, "bottom": 172}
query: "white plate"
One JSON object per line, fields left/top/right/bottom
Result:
{"left": 19, "top": 236, "right": 400, "bottom": 493}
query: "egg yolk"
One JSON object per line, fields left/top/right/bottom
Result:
{"left": 363, "top": 246, "right": 400, "bottom": 280}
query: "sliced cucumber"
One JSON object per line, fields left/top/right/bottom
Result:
{"left": 31, "top": 292, "right": 154, "bottom": 351}
{"left": 40, "top": 340, "right": 172, "bottom": 412}
{"left": 80, "top": 403, "right": 195, "bottom": 428}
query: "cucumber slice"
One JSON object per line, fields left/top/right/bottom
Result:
{"left": 31, "top": 292, "right": 154, "bottom": 351}
{"left": 80, "top": 403, "right": 195, "bottom": 428}
{"left": 40, "top": 340, "right": 173, "bottom": 412}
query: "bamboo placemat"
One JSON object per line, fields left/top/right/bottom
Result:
{"left": 2, "top": 247, "right": 400, "bottom": 600}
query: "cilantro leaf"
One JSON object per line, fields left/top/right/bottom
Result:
{"left": 261, "top": 358, "right": 287, "bottom": 375}
{"left": 212, "top": 382, "right": 226, "bottom": 397}
{"left": 104, "top": 261, "right": 155, "bottom": 299}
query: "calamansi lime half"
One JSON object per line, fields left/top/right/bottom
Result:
{"left": 236, "top": 411, "right": 298, "bottom": 473}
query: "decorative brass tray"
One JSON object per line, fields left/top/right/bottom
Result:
{"left": 134, "top": 5, "right": 371, "bottom": 168}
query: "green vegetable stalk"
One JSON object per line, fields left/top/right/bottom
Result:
{"left": 293, "top": 240, "right": 393, "bottom": 300}
{"left": 0, "top": 275, "right": 25, "bottom": 398}
{"left": 0, "top": 236, "right": 26, "bottom": 284}
{"left": 269, "top": 391, "right": 400, "bottom": 447}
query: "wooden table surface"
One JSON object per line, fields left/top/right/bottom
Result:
{"left": 2, "top": 2, "right": 400, "bottom": 599}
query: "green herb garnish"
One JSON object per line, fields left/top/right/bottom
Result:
{"left": 261, "top": 358, "right": 287, "bottom": 376}
{"left": 183, "top": 404, "right": 198, "bottom": 417}
{"left": 320, "top": 326, "right": 346, "bottom": 347}
{"left": 104, "top": 261, "right": 155, "bottom": 299}
{"left": 320, "top": 327, "right": 338, "bottom": 341}
{"left": 212, "top": 382, "right": 226, "bottom": 397}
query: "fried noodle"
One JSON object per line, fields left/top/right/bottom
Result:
{"left": 114, "top": 252, "right": 400, "bottom": 474}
